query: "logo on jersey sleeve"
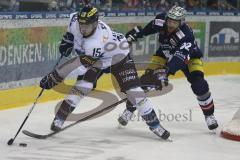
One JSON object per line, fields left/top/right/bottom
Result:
{"left": 176, "top": 30, "right": 185, "bottom": 39}
{"left": 154, "top": 19, "right": 165, "bottom": 27}
{"left": 70, "top": 14, "right": 78, "bottom": 26}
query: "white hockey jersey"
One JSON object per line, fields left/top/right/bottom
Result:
{"left": 67, "top": 12, "right": 130, "bottom": 69}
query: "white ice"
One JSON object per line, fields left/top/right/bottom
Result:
{"left": 0, "top": 75, "right": 239, "bottom": 160}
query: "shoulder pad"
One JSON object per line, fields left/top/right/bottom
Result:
{"left": 179, "top": 23, "right": 194, "bottom": 35}
{"left": 98, "top": 20, "right": 111, "bottom": 31}
{"left": 175, "top": 23, "right": 194, "bottom": 40}
{"left": 69, "top": 12, "right": 78, "bottom": 27}
{"left": 70, "top": 12, "right": 78, "bottom": 20}
{"left": 155, "top": 12, "right": 167, "bottom": 20}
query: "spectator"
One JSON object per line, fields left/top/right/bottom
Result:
{"left": 143, "top": 0, "right": 152, "bottom": 10}
{"left": 227, "top": 0, "right": 237, "bottom": 7}
{"left": 58, "top": 0, "right": 68, "bottom": 11}
{"left": 48, "top": 0, "right": 59, "bottom": 11}
{"left": 122, "top": 0, "right": 142, "bottom": 10}
{"left": 186, "top": 0, "right": 201, "bottom": 10}
{"left": 0, "top": 0, "right": 239, "bottom": 12}
{"left": 11, "top": 0, "right": 20, "bottom": 12}
{"left": 220, "top": 0, "right": 238, "bottom": 10}
{"left": 155, "top": 0, "right": 170, "bottom": 11}
{"left": 70, "top": 0, "right": 84, "bottom": 11}
{"left": 207, "top": 0, "right": 219, "bottom": 10}
{"left": 111, "top": 0, "right": 125, "bottom": 10}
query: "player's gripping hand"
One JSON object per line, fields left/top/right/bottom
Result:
{"left": 154, "top": 68, "right": 168, "bottom": 88}
{"left": 125, "top": 26, "right": 143, "bottom": 44}
{"left": 59, "top": 32, "right": 74, "bottom": 57}
{"left": 79, "top": 55, "right": 98, "bottom": 68}
{"left": 140, "top": 68, "right": 168, "bottom": 91}
{"left": 40, "top": 70, "right": 63, "bottom": 89}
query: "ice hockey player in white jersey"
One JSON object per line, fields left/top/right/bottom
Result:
{"left": 118, "top": 6, "right": 218, "bottom": 131}
{"left": 39, "top": 5, "right": 171, "bottom": 140}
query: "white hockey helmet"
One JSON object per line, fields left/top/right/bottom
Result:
{"left": 167, "top": 6, "right": 186, "bottom": 23}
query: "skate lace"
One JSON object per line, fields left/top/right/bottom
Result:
{"left": 122, "top": 109, "right": 134, "bottom": 121}
{"left": 152, "top": 125, "right": 165, "bottom": 136}
{"left": 205, "top": 115, "right": 217, "bottom": 126}
{"left": 54, "top": 119, "right": 64, "bottom": 127}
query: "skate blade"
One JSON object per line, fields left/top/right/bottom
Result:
{"left": 166, "top": 136, "right": 173, "bottom": 142}
{"left": 117, "top": 123, "right": 126, "bottom": 129}
{"left": 210, "top": 129, "right": 217, "bottom": 134}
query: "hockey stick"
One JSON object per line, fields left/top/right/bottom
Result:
{"left": 7, "top": 55, "right": 64, "bottom": 145}
{"left": 22, "top": 97, "right": 127, "bottom": 139}
{"left": 22, "top": 84, "right": 173, "bottom": 139}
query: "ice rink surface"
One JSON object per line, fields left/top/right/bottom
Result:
{"left": 0, "top": 75, "right": 239, "bottom": 160}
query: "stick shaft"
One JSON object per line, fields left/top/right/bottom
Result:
{"left": 9, "top": 55, "right": 63, "bottom": 144}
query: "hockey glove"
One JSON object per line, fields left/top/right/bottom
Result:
{"left": 40, "top": 70, "right": 63, "bottom": 89}
{"left": 154, "top": 68, "right": 169, "bottom": 88}
{"left": 140, "top": 68, "right": 168, "bottom": 91}
{"left": 125, "top": 26, "right": 143, "bottom": 43}
{"left": 59, "top": 32, "right": 74, "bottom": 57}
{"left": 79, "top": 55, "right": 98, "bottom": 68}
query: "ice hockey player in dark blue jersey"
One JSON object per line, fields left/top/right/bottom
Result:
{"left": 118, "top": 6, "right": 218, "bottom": 131}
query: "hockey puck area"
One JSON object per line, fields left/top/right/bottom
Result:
{"left": 19, "top": 143, "right": 27, "bottom": 147}
{"left": 7, "top": 139, "right": 14, "bottom": 145}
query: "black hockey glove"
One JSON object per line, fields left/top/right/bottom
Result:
{"left": 79, "top": 55, "right": 98, "bottom": 68}
{"left": 40, "top": 70, "right": 63, "bottom": 89}
{"left": 140, "top": 68, "right": 168, "bottom": 91}
{"left": 83, "top": 67, "right": 102, "bottom": 84}
{"left": 154, "top": 68, "right": 169, "bottom": 87}
{"left": 125, "top": 26, "right": 143, "bottom": 43}
{"left": 59, "top": 32, "right": 74, "bottom": 57}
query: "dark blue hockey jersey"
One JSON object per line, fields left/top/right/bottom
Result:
{"left": 139, "top": 13, "right": 203, "bottom": 75}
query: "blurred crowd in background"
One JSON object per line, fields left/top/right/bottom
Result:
{"left": 0, "top": 0, "right": 239, "bottom": 12}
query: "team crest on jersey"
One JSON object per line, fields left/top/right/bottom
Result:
{"left": 170, "top": 38, "right": 177, "bottom": 47}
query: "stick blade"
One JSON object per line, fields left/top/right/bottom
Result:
{"left": 22, "top": 130, "right": 48, "bottom": 139}
{"left": 7, "top": 138, "right": 14, "bottom": 145}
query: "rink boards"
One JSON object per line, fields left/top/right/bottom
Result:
{"left": 0, "top": 15, "right": 240, "bottom": 110}
{"left": 0, "top": 61, "right": 240, "bottom": 110}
